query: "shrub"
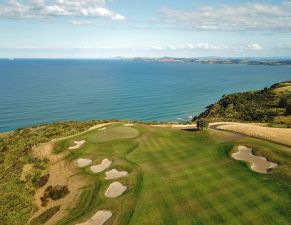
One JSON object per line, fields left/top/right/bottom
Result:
{"left": 286, "top": 104, "right": 291, "bottom": 115}
{"left": 48, "top": 185, "right": 70, "bottom": 200}
{"left": 34, "top": 174, "right": 50, "bottom": 188}
{"left": 279, "top": 97, "right": 288, "bottom": 108}
{"left": 40, "top": 185, "right": 69, "bottom": 207}
{"left": 197, "top": 119, "right": 209, "bottom": 131}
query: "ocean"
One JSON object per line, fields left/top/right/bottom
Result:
{"left": 0, "top": 59, "right": 290, "bottom": 132}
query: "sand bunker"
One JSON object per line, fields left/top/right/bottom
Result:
{"left": 124, "top": 123, "right": 134, "bottom": 126}
{"left": 77, "top": 158, "right": 92, "bottom": 168}
{"left": 99, "top": 127, "right": 107, "bottom": 131}
{"left": 76, "top": 210, "right": 112, "bottom": 225}
{"left": 90, "top": 158, "right": 112, "bottom": 173}
{"left": 232, "top": 145, "right": 278, "bottom": 173}
{"left": 105, "top": 181, "right": 127, "bottom": 198}
{"left": 69, "top": 140, "right": 86, "bottom": 150}
{"left": 105, "top": 169, "right": 128, "bottom": 180}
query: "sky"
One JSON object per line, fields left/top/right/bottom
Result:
{"left": 0, "top": 0, "right": 291, "bottom": 58}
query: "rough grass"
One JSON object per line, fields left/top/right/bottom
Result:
{"left": 216, "top": 123, "right": 291, "bottom": 146}
{"left": 51, "top": 124, "right": 290, "bottom": 225}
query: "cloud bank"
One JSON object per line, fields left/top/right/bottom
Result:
{"left": 158, "top": 2, "right": 291, "bottom": 32}
{"left": 0, "top": 0, "right": 125, "bottom": 21}
{"left": 151, "top": 43, "right": 264, "bottom": 52}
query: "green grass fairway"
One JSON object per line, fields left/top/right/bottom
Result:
{"left": 53, "top": 124, "right": 291, "bottom": 225}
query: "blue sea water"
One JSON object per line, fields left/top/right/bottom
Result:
{"left": 0, "top": 59, "right": 290, "bottom": 132}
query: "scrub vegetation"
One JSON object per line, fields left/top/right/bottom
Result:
{"left": 196, "top": 81, "right": 291, "bottom": 125}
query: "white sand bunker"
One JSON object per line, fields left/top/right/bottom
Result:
{"left": 77, "top": 158, "right": 92, "bottom": 168}
{"left": 105, "top": 169, "right": 128, "bottom": 180}
{"left": 105, "top": 181, "right": 127, "bottom": 198}
{"left": 90, "top": 158, "right": 112, "bottom": 173}
{"left": 232, "top": 145, "right": 278, "bottom": 174}
{"left": 69, "top": 140, "right": 86, "bottom": 150}
{"left": 76, "top": 210, "right": 112, "bottom": 225}
{"left": 124, "top": 123, "right": 134, "bottom": 126}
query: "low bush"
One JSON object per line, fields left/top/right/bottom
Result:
{"left": 30, "top": 205, "right": 61, "bottom": 225}
{"left": 197, "top": 119, "right": 209, "bottom": 131}
{"left": 40, "top": 185, "right": 70, "bottom": 206}
{"left": 34, "top": 174, "right": 50, "bottom": 188}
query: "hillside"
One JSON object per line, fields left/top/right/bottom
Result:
{"left": 194, "top": 81, "right": 291, "bottom": 125}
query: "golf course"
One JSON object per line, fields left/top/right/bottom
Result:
{"left": 28, "top": 122, "right": 291, "bottom": 225}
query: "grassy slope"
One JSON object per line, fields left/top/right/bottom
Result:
{"left": 51, "top": 124, "right": 290, "bottom": 225}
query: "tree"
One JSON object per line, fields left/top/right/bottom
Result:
{"left": 197, "top": 119, "right": 209, "bottom": 131}
{"left": 286, "top": 104, "right": 291, "bottom": 115}
{"left": 279, "top": 97, "right": 288, "bottom": 108}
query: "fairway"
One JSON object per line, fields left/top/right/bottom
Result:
{"left": 39, "top": 123, "right": 291, "bottom": 225}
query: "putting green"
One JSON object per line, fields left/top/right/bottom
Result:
{"left": 86, "top": 126, "right": 139, "bottom": 143}
{"left": 54, "top": 124, "right": 291, "bottom": 225}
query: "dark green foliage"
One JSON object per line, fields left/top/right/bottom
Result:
{"left": 41, "top": 185, "right": 70, "bottom": 206}
{"left": 197, "top": 119, "right": 209, "bottom": 131}
{"left": 195, "top": 83, "right": 291, "bottom": 123}
{"left": 30, "top": 205, "right": 61, "bottom": 225}
{"left": 286, "top": 104, "right": 291, "bottom": 115}
{"left": 279, "top": 97, "right": 288, "bottom": 108}
{"left": 47, "top": 185, "right": 70, "bottom": 200}
{"left": 34, "top": 174, "right": 50, "bottom": 188}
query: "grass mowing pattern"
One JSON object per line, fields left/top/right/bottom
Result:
{"left": 127, "top": 127, "right": 291, "bottom": 225}
{"left": 53, "top": 124, "right": 290, "bottom": 225}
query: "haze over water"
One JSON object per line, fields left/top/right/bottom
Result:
{"left": 0, "top": 59, "right": 290, "bottom": 132}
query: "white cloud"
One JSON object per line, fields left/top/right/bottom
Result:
{"left": 151, "top": 43, "right": 229, "bottom": 51}
{"left": 0, "top": 0, "right": 125, "bottom": 21}
{"left": 246, "top": 43, "right": 263, "bottom": 50}
{"left": 70, "top": 20, "right": 94, "bottom": 26}
{"left": 157, "top": 2, "right": 291, "bottom": 32}
{"left": 151, "top": 43, "right": 264, "bottom": 51}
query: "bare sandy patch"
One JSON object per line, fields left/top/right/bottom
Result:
{"left": 88, "top": 123, "right": 110, "bottom": 131}
{"left": 232, "top": 145, "right": 278, "bottom": 173}
{"left": 90, "top": 158, "right": 112, "bottom": 173}
{"left": 69, "top": 140, "right": 86, "bottom": 150}
{"left": 105, "top": 181, "right": 127, "bottom": 198}
{"left": 105, "top": 169, "right": 128, "bottom": 180}
{"left": 77, "top": 158, "right": 92, "bottom": 168}
{"left": 214, "top": 123, "right": 291, "bottom": 146}
{"left": 76, "top": 210, "right": 112, "bottom": 225}
{"left": 124, "top": 123, "right": 134, "bottom": 126}
{"left": 30, "top": 143, "right": 89, "bottom": 225}
{"left": 20, "top": 163, "right": 33, "bottom": 181}
{"left": 171, "top": 124, "right": 197, "bottom": 129}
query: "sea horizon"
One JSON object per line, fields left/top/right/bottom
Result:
{"left": 1, "top": 59, "right": 290, "bottom": 132}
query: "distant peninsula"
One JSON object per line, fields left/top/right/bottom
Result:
{"left": 125, "top": 57, "right": 291, "bottom": 66}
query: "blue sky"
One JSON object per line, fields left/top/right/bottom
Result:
{"left": 0, "top": 0, "right": 291, "bottom": 58}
